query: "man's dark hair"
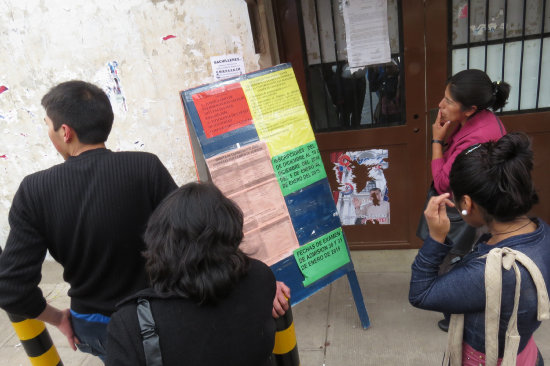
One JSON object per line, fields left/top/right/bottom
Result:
{"left": 143, "top": 182, "right": 249, "bottom": 304}
{"left": 447, "top": 69, "right": 510, "bottom": 112}
{"left": 41, "top": 80, "right": 114, "bottom": 144}
{"left": 450, "top": 132, "right": 538, "bottom": 222}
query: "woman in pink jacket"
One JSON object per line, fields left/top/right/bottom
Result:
{"left": 429, "top": 69, "right": 510, "bottom": 332}
{"left": 432, "top": 69, "right": 509, "bottom": 195}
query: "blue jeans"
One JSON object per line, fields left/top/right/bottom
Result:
{"left": 71, "top": 316, "right": 108, "bottom": 363}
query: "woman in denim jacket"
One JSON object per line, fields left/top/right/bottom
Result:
{"left": 410, "top": 133, "right": 549, "bottom": 365}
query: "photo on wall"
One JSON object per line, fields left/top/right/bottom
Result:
{"left": 331, "top": 149, "right": 390, "bottom": 225}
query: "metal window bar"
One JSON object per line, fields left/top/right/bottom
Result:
{"left": 451, "top": 32, "right": 550, "bottom": 49}
{"left": 518, "top": 0, "right": 527, "bottom": 109}
{"left": 328, "top": 0, "right": 345, "bottom": 127}
{"left": 313, "top": 0, "right": 331, "bottom": 127}
{"left": 501, "top": 0, "right": 508, "bottom": 111}
{"left": 329, "top": 0, "right": 338, "bottom": 65}
{"left": 467, "top": 0, "right": 471, "bottom": 69}
{"left": 536, "top": 0, "right": 547, "bottom": 108}
{"left": 484, "top": 0, "right": 489, "bottom": 72}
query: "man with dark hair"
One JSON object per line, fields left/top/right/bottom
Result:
{"left": 0, "top": 80, "right": 178, "bottom": 361}
{"left": 365, "top": 187, "right": 390, "bottom": 224}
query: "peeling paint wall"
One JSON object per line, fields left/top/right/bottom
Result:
{"left": 0, "top": 0, "right": 260, "bottom": 248}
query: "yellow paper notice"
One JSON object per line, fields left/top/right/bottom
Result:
{"left": 241, "top": 68, "right": 314, "bottom": 156}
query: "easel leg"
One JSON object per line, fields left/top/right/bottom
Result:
{"left": 346, "top": 270, "right": 370, "bottom": 329}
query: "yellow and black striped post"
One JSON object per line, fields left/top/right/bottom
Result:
{"left": 271, "top": 305, "right": 300, "bottom": 366}
{"left": 8, "top": 313, "right": 63, "bottom": 366}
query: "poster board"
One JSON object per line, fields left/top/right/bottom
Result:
{"left": 180, "top": 64, "right": 369, "bottom": 328}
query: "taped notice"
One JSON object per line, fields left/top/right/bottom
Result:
{"left": 210, "top": 54, "right": 246, "bottom": 81}
{"left": 241, "top": 68, "right": 314, "bottom": 156}
{"left": 342, "top": 0, "right": 391, "bottom": 68}
{"left": 272, "top": 141, "right": 326, "bottom": 196}
{"left": 192, "top": 83, "right": 253, "bottom": 138}
{"left": 206, "top": 141, "right": 300, "bottom": 265}
{"left": 294, "top": 228, "right": 350, "bottom": 286}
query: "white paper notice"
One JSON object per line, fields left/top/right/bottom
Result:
{"left": 210, "top": 54, "right": 246, "bottom": 81}
{"left": 342, "top": 0, "right": 391, "bottom": 68}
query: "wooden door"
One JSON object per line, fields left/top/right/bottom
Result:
{"left": 272, "top": 0, "right": 428, "bottom": 249}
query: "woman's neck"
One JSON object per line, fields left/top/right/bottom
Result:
{"left": 486, "top": 216, "right": 536, "bottom": 245}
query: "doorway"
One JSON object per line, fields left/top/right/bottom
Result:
{"left": 271, "top": 0, "right": 550, "bottom": 250}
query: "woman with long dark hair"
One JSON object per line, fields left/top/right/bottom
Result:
{"left": 105, "top": 182, "right": 277, "bottom": 366}
{"left": 410, "top": 133, "right": 550, "bottom": 365}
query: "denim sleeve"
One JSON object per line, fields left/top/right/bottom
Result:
{"left": 409, "top": 236, "right": 487, "bottom": 314}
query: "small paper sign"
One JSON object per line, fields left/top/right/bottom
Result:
{"left": 210, "top": 54, "right": 246, "bottom": 81}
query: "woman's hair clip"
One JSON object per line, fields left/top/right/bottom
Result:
{"left": 465, "top": 143, "right": 482, "bottom": 155}
{"left": 492, "top": 80, "right": 501, "bottom": 96}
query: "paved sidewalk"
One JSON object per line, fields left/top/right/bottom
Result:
{"left": 1, "top": 250, "right": 549, "bottom": 365}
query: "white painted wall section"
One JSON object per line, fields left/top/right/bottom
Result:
{"left": 0, "top": 0, "right": 260, "bottom": 248}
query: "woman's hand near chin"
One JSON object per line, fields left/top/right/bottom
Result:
{"left": 424, "top": 193, "right": 454, "bottom": 243}
{"left": 432, "top": 110, "right": 452, "bottom": 141}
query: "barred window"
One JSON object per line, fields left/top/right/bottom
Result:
{"left": 450, "top": 0, "right": 550, "bottom": 112}
{"left": 300, "top": 0, "right": 405, "bottom": 132}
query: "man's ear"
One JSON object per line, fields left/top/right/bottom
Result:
{"left": 60, "top": 124, "right": 74, "bottom": 143}
{"left": 464, "top": 105, "right": 477, "bottom": 118}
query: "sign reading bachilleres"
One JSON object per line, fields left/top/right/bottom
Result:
{"left": 181, "top": 64, "right": 355, "bottom": 295}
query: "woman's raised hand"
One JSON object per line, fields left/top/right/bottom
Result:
{"left": 432, "top": 110, "right": 451, "bottom": 141}
{"left": 424, "top": 193, "right": 454, "bottom": 243}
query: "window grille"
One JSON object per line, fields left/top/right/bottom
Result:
{"left": 299, "top": 0, "right": 405, "bottom": 132}
{"left": 449, "top": 0, "right": 550, "bottom": 112}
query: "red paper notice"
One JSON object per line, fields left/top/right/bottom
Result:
{"left": 192, "top": 83, "right": 253, "bottom": 138}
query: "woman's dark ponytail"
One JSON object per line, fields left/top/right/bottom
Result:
{"left": 449, "top": 133, "right": 538, "bottom": 222}
{"left": 491, "top": 80, "right": 511, "bottom": 110}
{"left": 448, "top": 69, "right": 510, "bottom": 112}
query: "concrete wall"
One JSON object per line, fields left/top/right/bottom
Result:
{"left": 0, "top": 0, "right": 260, "bottom": 248}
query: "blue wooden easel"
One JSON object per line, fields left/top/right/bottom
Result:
{"left": 180, "top": 63, "right": 370, "bottom": 330}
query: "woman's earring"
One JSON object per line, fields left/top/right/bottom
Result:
{"left": 461, "top": 209, "right": 468, "bottom": 216}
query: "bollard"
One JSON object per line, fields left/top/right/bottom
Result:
{"left": 8, "top": 313, "right": 63, "bottom": 366}
{"left": 271, "top": 305, "right": 300, "bottom": 366}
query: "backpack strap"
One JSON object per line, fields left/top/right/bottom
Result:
{"left": 483, "top": 248, "right": 549, "bottom": 366}
{"left": 137, "top": 298, "right": 163, "bottom": 366}
{"left": 443, "top": 247, "right": 550, "bottom": 366}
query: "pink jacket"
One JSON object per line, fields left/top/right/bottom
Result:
{"left": 431, "top": 109, "right": 506, "bottom": 194}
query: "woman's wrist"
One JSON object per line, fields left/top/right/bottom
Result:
{"left": 432, "top": 143, "right": 444, "bottom": 160}
{"left": 430, "top": 233, "right": 447, "bottom": 244}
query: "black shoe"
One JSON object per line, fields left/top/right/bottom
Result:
{"left": 438, "top": 319, "right": 449, "bottom": 332}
